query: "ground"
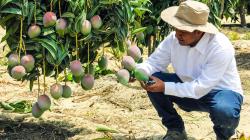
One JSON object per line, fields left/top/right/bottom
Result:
{"left": 0, "top": 26, "right": 250, "bottom": 140}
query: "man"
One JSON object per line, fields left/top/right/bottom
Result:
{"left": 136, "top": 1, "right": 243, "bottom": 140}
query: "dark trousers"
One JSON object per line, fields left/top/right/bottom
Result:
{"left": 147, "top": 72, "right": 243, "bottom": 139}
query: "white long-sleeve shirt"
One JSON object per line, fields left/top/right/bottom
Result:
{"left": 136, "top": 32, "right": 243, "bottom": 99}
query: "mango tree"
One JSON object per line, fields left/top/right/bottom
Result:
{"left": 0, "top": 0, "right": 151, "bottom": 117}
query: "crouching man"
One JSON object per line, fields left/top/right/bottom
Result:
{"left": 136, "top": 1, "right": 243, "bottom": 140}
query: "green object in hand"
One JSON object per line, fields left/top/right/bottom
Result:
{"left": 134, "top": 68, "right": 149, "bottom": 81}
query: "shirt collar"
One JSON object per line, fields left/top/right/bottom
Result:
{"left": 193, "top": 33, "right": 210, "bottom": 55}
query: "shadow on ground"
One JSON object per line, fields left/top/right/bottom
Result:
{"left": 0, "top": 119, "right": 90, "bottom": 140}
{"left": 111, "top": 134, "right": 197, "bottom": 140}
{"left": 236, "top": 52, "right": 250, "bottom": 70}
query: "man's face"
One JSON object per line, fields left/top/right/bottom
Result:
{"left": 175, "top": 28, "right": 204, "bottom": 47}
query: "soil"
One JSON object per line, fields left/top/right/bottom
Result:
{"left": 0, "top": 27, "right": 250, "bottom": 140}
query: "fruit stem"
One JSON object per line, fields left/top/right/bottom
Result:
{"left": 50, "top": 0, "right": 53, "bottom": 12}
{"left": 43, "top": 47, "right": 46, "bottom": 94}
{"left": 75, "top": 33, "right": 78, "bottom": 60}
{"left": 88, "top": 43, "right": 90, "bottom": 74}
{"left": 127, "top": 23, "right": 131, "bottom": 41}
{"left": 64, "top": 68, "right": 67, "bottom": 86}
{"left": 58, "top": 0, "right": 61, "bottom": 17}
{"left": 18, "top": 16, "right": 23, "bottom": 60}
{"left": 37, "top": 67, "right": 40, "bottom": 97}
{"left": 22, "top": 39, "right": 26, "bottom": 55}
{"left": 102, "top": 43, "right": 104, "bottom": 56}
{"left": 34, "top": 0, "right": 37, "bottom": 24}
{"left": 56, "top": 65, "right": 59, "bottom": 83}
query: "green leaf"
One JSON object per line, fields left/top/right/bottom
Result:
{"left": 67, "top": 73, "right": 73, "bottom": 81}
{"left": 61, "top": 12, "right": 75, "bottom": 18}
{"left": 22, "top": 0, "right": 29, "bottom": 17}
{"left": 124, "top": 0, "right": 132, "bottom": 22}
{"left": 114, "top": 7, "right": 125, "bottom": 23}
{"left": 78, "top": 33, "right": 92, "bottom": 42}
{"left": 33, "top": 38, "right": 57, "bottom": 60}
{"left": 42, "top": 27, "right": 55, "bottom": 36}
{"left": 10, "top": 21, "right": 20, "bottom": 33}
{"left": 0, "top": 102, "right": 14, "bottom": 110}
{"left": 75, "top": 11, "right": 86, "bottom": 33}
{"left": 0, "top": 20, "right": 19, "bottom": 42}
{"left": 0, "top": 8, "right": 22, "bottom": 15}
{"left": 0, "top": 31, "right": 10, "bottom": 43}
{"left": 27, "top": 2, "right": 35, "bottom": 25}
{"left": 131, "top": 27, "right": 147, "bottom": 35}
{"left": 0, "top": 14, "right": 15, "bottom": 26}
{"left": 0, "top": 0, "right": 12, "bottom": 9}
{"left": 134, "top": 7, "right": 151, "bottom": 17}
{"left": 9, "top": 100, "right": 32, "bottom": 113}
{"left": 88, "top": 4, "right": 100, "bottom": 18}
{"left": 99, "top": 0, "right": 120, "bottom": 5}
{"left": 10, "top": 0, "right": 22, "bottom": 7}
{"left": 56, "top": 50, "right": 68, "bottom": 65}
{"left": 46, "top": 52, "right": 56, "bottom": 65}
{"left": 118, "top": 40, "right": 125, "bottom": 52}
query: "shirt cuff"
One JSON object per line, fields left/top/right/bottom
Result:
{"left": 164, "top": 82, "right": 176, "bottom": 96}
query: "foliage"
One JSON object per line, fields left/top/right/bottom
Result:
{"left": 199, "top": 0, "right": 240, "bottom": 27}
{"left": 0, "top": 100, "right": 32, "bottom": 113}
{"left": 0, "top": 0, "right": 151, "bottom": 91}
{"left": 242, "top": 32, "right": 250, "bottom": 40}
{"left": 227, "top": 31, "right": 240, "bottom": 40}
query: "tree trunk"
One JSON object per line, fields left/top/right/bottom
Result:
{"left": 147, "top": 35, "right": 152, "bottom": 57}
{"left": 219, "top": 0, "right": 225, "bottom": 18}
{"left": 239, "top": 0, "right": 247, "bottom": 27}
{"left": 248, "top": 2, "right": 250, "bottom": 14}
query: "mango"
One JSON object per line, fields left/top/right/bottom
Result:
{"left": 50, "top": 83, "right": 63, "bottom": 99}
{"left": 32, "top": 102, "right": 44, "bottom": 118}
{"left": 98, "top": 55, "right": 108, "bottom": 70}
{"left": 62, "top": 85, "right": 72, "bottom": 98}
{"left": 28, "top": 24, "right": 41, "bottom": 38}
{"left": 90, "top": 15, "right": 102, "bottom": 29}
{"left": 81, "top": 20, "right": 91, "bottom": 35}
{"left": 134, "top": 68, "right": 149, "bottom": 81}
{"left": 81, "top": 74, "right": 94, "bottom": 90}
{"left": 121, "top": 56, "right": 135, "bottom": 71}
{"left": 37, "top": 94, "right": 51, "bottom": 111}
{"left": 116, "top": 69, "right": 130, "bottom": 85}
{"left": 11, "top": 65, "right": 26, "bottom": 80}
{"left": 43, "top": 12, "right": 57, "bottom": 27}
{"left": 127, "top": 44, "right": 142, "bottom": 62}
{"left": 56, "top": 18, "right": 67, "bottom": 36}
{"left": 21, "top": 54, "right": 35, "bottom": 72}
{"left": 8, "top": 53, "right": 19, "bottom": 67}
{"left": 70, "top": 60, "right": 83, "bottom": 77}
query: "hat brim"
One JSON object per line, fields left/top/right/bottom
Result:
{"left": 160, "top": 6, "right": 218, "bottom": 34}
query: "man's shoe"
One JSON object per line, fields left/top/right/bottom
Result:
{"left": 163, "top": 130, "right": 187, "bottom": 140}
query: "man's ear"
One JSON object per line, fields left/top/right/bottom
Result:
{"left": 194, "top": 30, "right": 204, "bottom": 36}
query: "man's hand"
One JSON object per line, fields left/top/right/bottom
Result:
{"left": 140, "top": 76, "right": 165, "bottom": 93}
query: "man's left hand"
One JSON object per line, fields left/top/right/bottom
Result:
{"left": 140, "top": 76, "right": 165, "bottom": 93}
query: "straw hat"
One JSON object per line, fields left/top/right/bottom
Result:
{"left": 160, "top": 0, "right": 218, "bottom": 34}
